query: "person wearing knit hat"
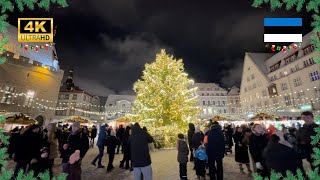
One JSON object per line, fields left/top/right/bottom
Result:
{"left": 61, "top": 121, "right": 89, "bottom": 179}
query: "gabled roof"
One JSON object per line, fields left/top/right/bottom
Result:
{"left": 227, "top": 86, "right": 240, "bottom": 95}
{"left": 194, "top": 83, "right": 227, "bottom": 91}
{"left": 105, "top": 95, "right": 135, "bottom": 106}
{"left": 247, "top": 52, "right": 274, "bottom": 74}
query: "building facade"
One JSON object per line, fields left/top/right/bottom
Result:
{"left": 105, "top": 95, "right": 135, "bottom": 120}
{"left": 227, "top": 86, "right": 241, "bottom": 114}
{"left": 0, "top": 25, "right": 63, "bottom": 125}
{"left": 54, "top": 70, "right": 101, "bottom": 121}
{"left": 194, "top": 83, "right": 228, "bottom": 119}
{"left": 240, "top": 32, "right": 320, "bottom": 118}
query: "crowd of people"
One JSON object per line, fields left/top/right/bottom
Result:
{"left": 3, "top": 111, "right": 319, "bottom": 180}
{"left": 177, "top": 111, "right": 319, "bottom": 180}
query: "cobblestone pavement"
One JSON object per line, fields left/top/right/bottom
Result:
{"left": 8, "top": 147, "right": 254, "bottom": 180}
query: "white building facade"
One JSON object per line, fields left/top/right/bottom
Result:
{"left": 194, "top": 83, "right": 228, "bottom": 119}
{"left": 105, "top": 95, "right": 135, "bottom": 120}
{"left": 227, "top": 86, "right": 241, "bottom": 114}
{"left": 240, "top": 32, "right": 320, "bottom": 118}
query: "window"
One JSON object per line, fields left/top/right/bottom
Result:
{"left": 218, "top": 101, "right": 221, "bottom": 106}
{"left": 207, "top": 93, "right": 209, "bottom": 96}
{"left": 248, "top": 67, "right": 250, "bottom": 70}
{"left": 252, "top": 83, "right": 256, "bottom": 89}
{"left": 284, "top": 54, "right": 297, "bottom": 65}
{"left": 72, "top": 94, "right": 77, "bottom": 100}
{"left": 310, "top": 71, "right": 320, "bottom": 81}
{"left": 223, "top": 101, "right": 225, "bottom": 105}
{"left": 59, "top": 94, "right": 64, "bottom": 100}
{"left": 303, "top": 45, "right": 315, "bottom": 55}
{"left": 220, "top": 93, "right": 224, "bottom": 96}
{"left": 25, "top": 90, "right": 35, "bottom": 106}
{"left": 1, "top": 86, "right": 15, "bottom": 104}
{"left": 122, "top": 104, "right": 126, "bottom": 107}
{"left": 65, "top": 94, "right": 69, "bottom": 100}
{"left": 223, "top": 109, "right": 226, "bottom": 113}
{"left": 216, "top": 93, "right": 219, "bottom": 96}
{"left": 247, "top": 77, "right": 250, "bottom": 82}
{"left": 262, "top": 90, "right": 267, "bottom": 97}
{"left": 304, "top": 58, "right": 315, "bottom": 67}
{"left": 251, "top": 74, "right": 255, "bottom": 80}
{"left": 207, "top": 88, "right": 210, "bottom": 91}
{"left": 284, "top": 95, "right": 292, "bottom": 106}
{"left": 270, "top": 61, "right": 281, "bottom": 72}
{"left": 297, "top": 91, "right": 305, "bottom": 98}
{"left": 69, "top": 109, "right": 75, "bottom": 116}
{"left": 208, "top": 101, "right": 210, "bottom": 105}
{"left": 231, "top": 108, "right": 235, "bottom": 113}
{"left": 231, "top": 100, "right": 234, "bottom": 104}
{"left": 83, "top": 95, "right": 86, "bottom": 101}
{"left": 315, "top": 87, "right": 320, "bottom": 98}
{"left": 236, "top": 100, "right": 239, "bottom": 103}
{"left": 293, "top": 77, "right": 302, "bottom": 87}
{"left": 281, "top": 83, "right": 288, "bottom": 91}
{"left": 270, "top": 75, "right": 277, "bottom": 81}
{"left": 295, "top": 64, "right": 299, "bottom": 71}
{"left": 203, "top": 101, "right": 205, "bottom": 105}
{"left": 212, "top": 101, "right": 215, "bottom": 105}
{"left": 70, "top": 102, "right": 76, "bottom": 107}
{"left": 202, "top": 93, "right": 204, "bottom": 96}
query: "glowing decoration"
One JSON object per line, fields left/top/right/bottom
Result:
{"left": 132, "top": 49, "right": 200, "bottom": 147}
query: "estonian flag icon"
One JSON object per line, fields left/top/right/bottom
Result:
{"left": 264, "top": 18, "right": 302, "bottom": 42}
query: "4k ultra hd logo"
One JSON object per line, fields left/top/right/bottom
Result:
{"left": 18, "top": 18, "right": 53, "bottom": 42}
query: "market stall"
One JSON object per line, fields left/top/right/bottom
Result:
{"left": 55, "top": 116, "right": 94, "bottom": 127}
{"left": 0, "top": 112, "right": 37, "bottom": 132}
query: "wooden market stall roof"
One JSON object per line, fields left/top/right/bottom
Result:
{"left": 61, "top": 116, "right": 93, "bottom": 124}
{"left": 1, "top": 112, "right": 37, "bottom": 125}
{"left": 250, "top": 112, "right": 278, "bottom": 120}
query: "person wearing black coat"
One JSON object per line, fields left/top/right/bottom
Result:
{"left": 264, "top": 133, "right": 300, "bottom": 176}
{"left": 61, "top": 122, "right": 89, "bottom": 179}
{"left": 192, "top": 125, "right": 204, "bottom": 170}
{"left": 233, "top": 127, "right": 251, "bottom": 174}
{"left": 120, "top": 126, "right": 132, "bottom": 170}
{"left": 129, "top": 123, "right": 154, "bottom": 180}
{"left": 8, "top": 127, "right": 20, "bottom": 159}
{"left": 249, "top": 124, "right": 269, "bottom": 178}
{"left": 13, "top": 125, "right": 42, "bottom": 178}
{"left": 207, "top": 121, "right": 225, "bottom": 180}
{"left": 226, "top": 125, "right": 234, "bottom": 154}
{"left": 187, "top": 123, "right": 195, "bottom": 162}
{"left": 90, "top": 125, "right": 98, "bottom": 148}
{"left": 106, "top": 130, "right": 120, "bottom": 171}
{"left": 116, "top": 125, "right": 125, "bottom": 154}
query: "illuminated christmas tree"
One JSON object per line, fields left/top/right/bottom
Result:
{"left": 132, "top": 49, "right": 200, "bottom": 147}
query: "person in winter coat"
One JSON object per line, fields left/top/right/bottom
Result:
{"left": 106, "top": 130, "right": 120, "bottom": 171}
{"left": 61, "top": 122, "right": 89, "bottom": 180}
{"left": 233, "top": 127, "right": 252, "bottom": 174}
{"left": 47, "top": 123, "right": 59, "bottom": 178}
{"left": 207, "top": 121, "right": 225, "bottom": 180}
{"left": 264, "top": 131, "right": 300, "bottom": 176}
{"left": 120, "top": 126, "right": 132, "bottom": 170}
{"left": 116, "top": 125, "right": 125, "bottom": 154}
{"left": 296, "top": 111, "right": 319, "bottom": 171}
{"left": 177, "top": 134, "right": 189, "bottom": 180}
{"left": 91, "top": 124, "right": 108, "bottom": 168}
{"left": 129, "top": 123, "right": 154, "bottom": 180}
{"left": 249, "top": 124, "right": 269, "bottom": 178}
{"left": 13, "top": 125, "right": 42, "bottom": 178}
{"left": 188, "top": 123, "right": 196, "bottom": 162}
{"left": 8, "top": 127, "right": 20, "bottom": 159}
{"left": 90, "top": 125, "right": 97, "bottom": 148}
{"left": 192, "top": 124, "right": 204, "bottom": 170}
{"left": 194, "top": 145, "right": 208, "bottom": 180}
{"left": 225, "top": 125, "right": 234, "bottom": 154}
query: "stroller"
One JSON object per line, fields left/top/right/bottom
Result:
{"left": 223, "top": 132, "right": 232, "bottom": 155}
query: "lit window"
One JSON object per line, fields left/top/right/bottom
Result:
{"left": 72, "top": 94, "right": 77, "bottom": 100}
{"left": 1, "top": 86, "right": 15, "bottom": 104}
{"left": 297, "top": 91, "right": 305, "bottom": 98}
{"left": 25, "top": 90, "right": 35, "bottom": 106}
{"left": 284, "top": 95, "right": 292, "bottom": 106}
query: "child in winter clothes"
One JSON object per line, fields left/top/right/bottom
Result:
{"left": 177, "top": 134, "right": 189, "bottom": 180}
{"left": 194, "top": 145, "right": 208, "bottom": 180}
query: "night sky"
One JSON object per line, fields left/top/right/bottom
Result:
{"left": 7, "top": 0, "right": 312, "bottom": 96}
